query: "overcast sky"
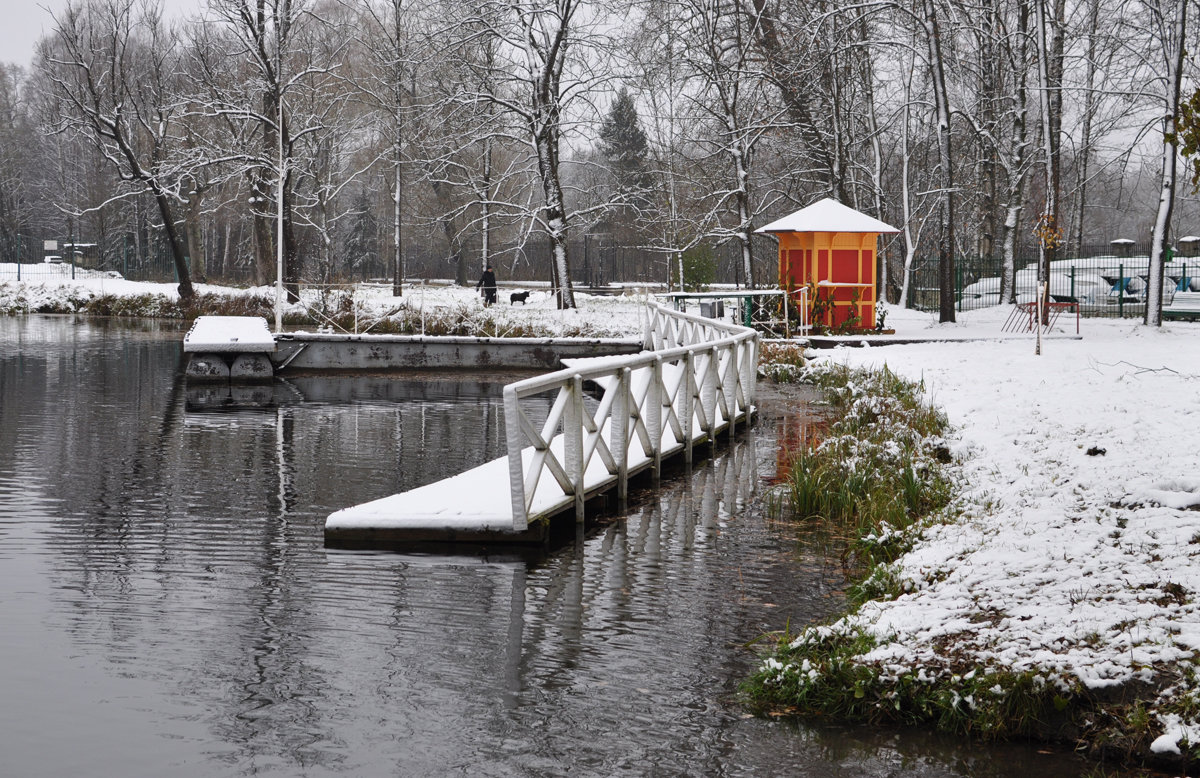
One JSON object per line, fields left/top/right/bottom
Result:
{"left": 2, "top": 0, "right": 199, "bottom": 70}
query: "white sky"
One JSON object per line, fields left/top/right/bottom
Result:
{"left": 0, "top": 0, "right": 200, "bottom": 70}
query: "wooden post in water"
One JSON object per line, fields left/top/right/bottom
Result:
{"left": 649, "top": 356, "right": 663, "bottom": 481}
{"left": 613, "top": 367, "right": 630, "bottom": 508}
{"left": 683, "top": 350, "right": 695, "bottom": 465}
{"left": 721, "top": 344, "right": 736, "bottom": 438}
{"left": 566, "top": 376, "right": 585, "bottom": 522}
{"left": 504, "top": 385, "right": 528, "bottom": 531}
{"left": 703, "top": 345, "right": 720, "bottom": 446}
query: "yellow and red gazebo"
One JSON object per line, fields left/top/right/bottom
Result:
{"left": 756, "top": 198, "right": 898, "bottom": 331}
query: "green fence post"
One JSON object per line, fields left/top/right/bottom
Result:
{"left": 1070, "top": 266, "right": 1075, "bottom": 302}
{"left": 955, "top": 265, "right": 962, "bottom": 311}
{"left": 16, "top": 234, "right": 20, "bottom": 282}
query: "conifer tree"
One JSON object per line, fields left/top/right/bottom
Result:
{"left": 599, "top": 87, "right": 654, "bottom": 231}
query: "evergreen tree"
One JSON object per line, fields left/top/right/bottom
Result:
{"left": 344, "top": 187, "right": 380, "bottom": 281}
{"left": 599, "top": 87, "right": 654, "bottom": 232}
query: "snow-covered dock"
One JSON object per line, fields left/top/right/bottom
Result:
{"left": 183, "top": 315, "right": 276, "bottom": 353}
{"left": 324, "top": 303, "right": 759, "bottom": 546}
{"left": 183, "top": 315, "right": 276, "bottom": 382}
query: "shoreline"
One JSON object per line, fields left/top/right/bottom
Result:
{"left": 754, "top": 306, "right": 1200, "bottom": 771}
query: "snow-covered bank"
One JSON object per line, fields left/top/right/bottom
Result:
{"left": 0, "top": 275, "right": 647, "bottom": 338}
{"left": 784, "top": 304, "right": 1200, "bottom": 762}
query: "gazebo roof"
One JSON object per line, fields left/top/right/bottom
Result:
{"left": 755, "top": 198, "right": 899, "bottom": 235}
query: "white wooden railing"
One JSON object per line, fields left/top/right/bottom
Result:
{"left": 502, "top": 302, "right": 759, "bottom": 531}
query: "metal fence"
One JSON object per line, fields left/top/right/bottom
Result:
{"left": 0, "top": 231, "right": 184, "bottom": 286}
{"left": 907, "top": 250, "right": 1200, "bottom": 319}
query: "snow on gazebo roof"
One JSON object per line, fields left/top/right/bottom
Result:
{"left": 755, "top": 197, "right": 899, "bottom": 235}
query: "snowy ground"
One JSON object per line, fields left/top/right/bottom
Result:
{"left": 6, "top": 270, "right": 1200, "bottom": 754}
{"left": 808, "top": 304, "right": 1200, "bottom": 758}
{"left": 0, "top": 271, "right": 649, "bottom": 338}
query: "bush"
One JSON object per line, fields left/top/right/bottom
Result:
{"left": 770, "top": 363, "right": 952, "bottom": 564}
{"left": 758, "top": 341, "right": 807, "bottom": 383}
{"left": 671, "top": 245, "right": 716, "bottom": 292}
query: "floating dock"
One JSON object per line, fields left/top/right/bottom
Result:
{"left": 183, "top": 315, "right": 276, "bottom": 381}
{"left": 272, "top": 332, "right": 642, "bottom": 371}
{"left": 325, "top": 304, "right": 760, "bottom": 548}
{"left": 323, "top": 377, "right": 741, "bottom": 546}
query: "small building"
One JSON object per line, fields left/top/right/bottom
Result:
{"left": 756, "top": 198, "right": 899, "bottom": 331}
{"left": 1178, "top": 236, "right": 1200, "bottom": 258}
{"left": 1110, "top": 238, "right": 1136, "bottom": 258}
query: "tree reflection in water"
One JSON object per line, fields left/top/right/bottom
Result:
{"left": 0, "top": 318, "right": 1089, "bottom": 778}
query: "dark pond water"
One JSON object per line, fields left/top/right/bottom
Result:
{"left": 0, "top": 316, "right": 1093, "bottom": 777}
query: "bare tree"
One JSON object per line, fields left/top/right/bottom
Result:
{"left": 1143, "top": 0, "right": 1186, "bottom": 326}
{"left": 455, "top": 0, "right": 611, "bottom": 309}
{"left": 0, "top": 64, "right": 38, "bottom": 261}
{"left": 675, "top": 0, "right": 784, "bottom": 289}
{"left": 43, "top": 0, "right": 194, "bottom": 298}
{"left": 743, "top": 0, "right": 853, "bottom": 203}
{"left": 920, "top": 0, "right": 956, "bottom": 322}
{"left": 195, "top": 0, "right": 343, "bottom": 300}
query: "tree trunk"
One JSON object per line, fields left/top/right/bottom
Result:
{"left": 1001, "top": 0, "right": 1032, "bottom": 304}
{"left": 746, "top": 0, "right": 851, "bottom": 202}
{"left": 732, "top": 142, "right": 755, "bottom": 289}
{"left": 244, "top": 167, "right": 269, "bottom": 284}
{"left": 924, "top": 0, "right": 956, "bottom": 323}
{"left": 1146, "top": 0, "right": 1187, "bottom": 326}
{"left": 1035, "top": 0, "right": 1065, "bottom": 323}
{"left": 185, "top": 183, "right": 206, "bottom": 284}
{"left": 1072, "top": 0, "right": 1102, "bottom": 256}
{"left": 153, "top": 189, "right": 194, "bottom": 299}
{"left": 898, "top": 44, "right": 917, "bottom": 309}
{"left": 535, "top": 125, "right": 575, "bottom": 308}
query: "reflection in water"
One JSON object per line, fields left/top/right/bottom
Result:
{"left": 0, "top": 317, "right": 1090, "bottom": 777}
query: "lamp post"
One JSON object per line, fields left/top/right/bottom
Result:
{"left": 274, "top": 31, "right": 285, "bottom": 334}
{"left": 275, "top": 98, "right": 284, "bottom": 333}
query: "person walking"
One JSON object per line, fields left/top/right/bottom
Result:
{"left": 476, "top": 264, "right": 497, "bottom": 307}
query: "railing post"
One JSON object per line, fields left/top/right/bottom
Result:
{"left": 683, "top": 350, "right": 695, "bottom": 465}
{"left": 650, "top": 356, "right": 663, "bottom": 480}
{"left": 703, "top": 344, "right": 720, "bottom": 445}
{"left": 613, "top": 367, "right": 630, "bottom": 508}
{"left": 566, "top": 375, "right": 586, "bottom": 523}
{"left": 721, "top": 342, "right": 737, "bottom": 437}
{"left": 504, "top": 385, "right": 528, "bottom": 531}
{"left": 740, "top": 335, "right": 758, "bottom": 417}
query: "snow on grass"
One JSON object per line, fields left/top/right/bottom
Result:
{"left": 797, "top": 302, "right": 1200, "bottom": 760}
{"left": 0, "top": 273, "right": 648, "bottom": 338}
{"left": 338, "top": 282, "right": 647, "bottom": 338}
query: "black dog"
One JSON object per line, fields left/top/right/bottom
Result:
{"left": 510, "top": 290, "right": 531, "bottom": 305}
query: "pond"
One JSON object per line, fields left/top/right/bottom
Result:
{"left": 0, "top": 316, "right": 1092, "bottom": 777}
